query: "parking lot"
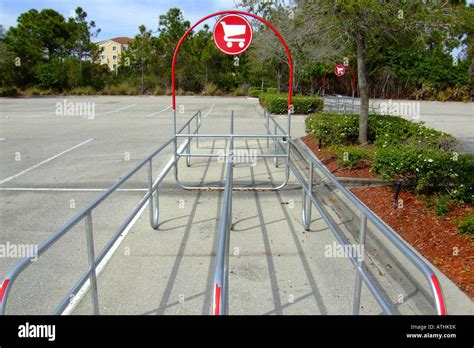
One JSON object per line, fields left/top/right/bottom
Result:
{"left": 0, "top": 95, "right": 471, "bottom": 315}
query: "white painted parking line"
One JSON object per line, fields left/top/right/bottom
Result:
{"left": 0, "top": 138, "right": 5, "bottom": 141}
{"left": 203, "top": 103, "right": 215, "bottom": 118}
{"left": 143, "top": 104, "right": 172, "bottom": 117}
{"left": 0, "top": 138, "right": 93, "bottom": 184}
{"left": 61, "top": 140, "right": 188, "bottom": 315}
{"left": 95, "top": 104, "right": 136, "bottom": 116}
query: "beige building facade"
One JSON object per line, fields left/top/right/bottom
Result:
{"left": 96, "top": 37, "right": 133, "bottom": 71}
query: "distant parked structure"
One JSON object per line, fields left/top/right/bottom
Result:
{"left": 96, "top": 37, "right": 133, "bottom": 71}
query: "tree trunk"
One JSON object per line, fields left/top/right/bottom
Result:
{"left": 356, "top": 32, "right": 369, "bottom": 145}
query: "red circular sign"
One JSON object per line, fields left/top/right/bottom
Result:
{"left": 335, "top": 64, "right": 346, "bottom": 77}
{"left": 213, "top": 14, "right": 253, "bottom": 55}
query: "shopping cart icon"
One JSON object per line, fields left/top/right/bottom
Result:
{"left": 220, "top": 21, "right": 246, "bottom": 48}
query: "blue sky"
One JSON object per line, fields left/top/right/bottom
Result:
{"left": 0, "top": 0, "right": 238, "bottom": 41}
{"left": 1, "top": 0, "right": 472, "bottom": 42}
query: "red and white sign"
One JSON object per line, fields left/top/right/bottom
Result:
{"left": 335, "top": 64, "right": 346, "bottom": 77}
{"left": 213, "top": 14, "right": 253, "bottom": 55}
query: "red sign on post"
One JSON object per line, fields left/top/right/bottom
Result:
{"left": 213, "top": 14, "right": 253, "bottom": 55}
{"left": 335, "top": 64, "right": 346, "bottom": 77}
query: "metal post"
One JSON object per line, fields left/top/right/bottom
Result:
{"left": 302, "top": 162, "right": 313, "bottom": 231}
{"left": 173, "top": 109, "right": 178, "bottom": 181}
{"left": 148, "top": 160, "right": 159, "bottom": 229}
{"left": 274, "top": 123, "right": 279, "bottom": 168}
{"left": 230, "top": 110, "right": 234, "bottom": 134}
{"left": 352, "top": 213, "right": 367, "bottom": 315}
{"left": 85, "top": 213, "right": 99, "bottom": 315}
{"left": 196, "top": 111, "right": 200, "bottom": 149}
{"left": 265, "top": 110, "right": 269, "bottom": 148}
{"left": 186, "top": 123, "right": 191, "bottom": 167}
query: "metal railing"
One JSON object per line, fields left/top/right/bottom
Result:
{"left": 174, "top": 110, "right": 291, "bottom": 191}
{"left": 0, "top": 105, "right": 446, "bottom": 316}
{"left": 211, "top": 136, "right": 234, "bottom": 315}
{"left": 278, "top": 134, "right": 446, "bottom": 315}
{"left": 324, "top": 95, "right": 382, "bottom": 114}
{"left": 0, "top": 111, "right": 202, "bottom": 315}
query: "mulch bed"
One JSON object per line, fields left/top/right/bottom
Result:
{"left": 301, "top": 135, "right": 474, "bottom": 300}
{"left": 301, "top": 135, "right": 378, "bottom": 179}
{"left": 351, "top": 186, "right": 473, "bottom": 300}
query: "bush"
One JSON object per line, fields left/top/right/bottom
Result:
{"left": 434, "top": 195, "right": 452, "bottom": 218}
{"left": 248, "top": 87, "right": 262, "bottom": 98}
{"left": 23, "top": 87, "right": 55, "bottom": 96}
{"left": 203, "top": 82, "right": 220, "bottom": 96}
{"left": 0, "top": 87, "right": 18, "bottom": 97}
{"left": 153, "top": 86, "right": 165, "bottom": 95}
{"left": 457, "top": 214, "right": 474, "bottom": 239}
{"left": 66, "top": 86, "right": 96, "bottom": 95}
{"left": 101, "top": 81, "right": 139, "bottom": 95}
{"left": 337, "top": 146, "right": 375, "bottom": 168}
{"left": 305, "top": 113, "right": 458, "bottom": 151}
{"left": 371, "top": 145, "right": 473, "bottom": 203}
{"left": 261, "top": 93, "right": 323, "bottom": 114}
{"left": 266, "top": 87, "right": 278, "bottom": 94}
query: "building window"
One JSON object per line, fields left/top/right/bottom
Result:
{"left": 113, "top": 64, "right": 117, "bottom": 69}
{"left": 101, "top": 55, "right": 105, "bottom": 60}
{"left": 112, "top": 46, "right": 117, "bottom": 51}
{"left": 112, "top": 55, "right": 117, "bottom": 60}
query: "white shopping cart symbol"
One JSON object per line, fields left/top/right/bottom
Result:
{"left": 220, "top": 21, "right": 246, "bottom": 48}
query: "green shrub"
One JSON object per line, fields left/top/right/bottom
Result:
{"left": 67, "top": 86, "right": 96, "bottom": 95}
{"left": 203, "top": 82, "right": 219, "bottom": 96}
{"left": 305, "top": 113, "right": 359, "bottom": 146}
{"left": 292, "top": 95, "right": 324, "bottom": 114}
{"left": 266, "top": 95, "right": 288, "bottom": 114}
{"left": 457, "top": 214, "right": 474, "bottom": 239}
{"left": 0, "top": 87, "right": 18, "bottom": 97}
{"left": 261, "top": 93, "right": 323, "bottom": 114}
{"left": 337, "top": 146, "right": 375, "bottom": 168}
{"left": 102, "top": 81, "right": 138, "bottom": 95}
{"left": 248, "top": 87, "right": 262, "bottom": 98}
{"left": 434, "top": 195, "right": 452, "bottom": 218}
{"left": 266, "top": 87, "right": 278, "bottom": 94}
{"left": 305, "top": 113, "right": 458, "bottom": 151}
{"left": 371, "top": 146, "right": 473, "bottom": 203}
{"left": 153, "top": 86, "right": 165, "bottom": 95}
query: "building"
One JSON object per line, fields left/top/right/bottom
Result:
{"left": 96, "top": 37, "right": 133, "bottom": 71}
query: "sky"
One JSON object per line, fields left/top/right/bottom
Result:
{"left": 1, "top": 0, "right": 472, "bottom": 42}
{"left": 0, "top": 0, "right": 238, "bottom": 41}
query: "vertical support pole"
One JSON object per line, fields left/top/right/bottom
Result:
{"left": 196, "top": 111, "right": 200, "bottom": 149}
{"left": 353, "top": 213, "right": 367, "bottom": 315}
{"left": 285, "top": 110, "right": 292, "bottom": 179}
{"left": 85, "top": 213, "right": 99, "bottom": 315}
{"left": 274, "top": 123, "right": 279, "bottom": 168}
{"left": 302, "top": 162, "right": 313, "bottom": 231}
{"left": 173, "top": 109, "right": 178, "bottom": 182}
{"left": 186, "top": 123, "right": 191, "bottom": 167}
{"left": 230, "top": 110, "right": 234, "bottom": 134}
{"left": 148, "top": 159, "right": 159, "bottom": 229}
{"left": 265, "top": 110, "right": 270, "bottom": 148}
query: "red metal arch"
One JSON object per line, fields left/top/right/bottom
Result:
{"left": 171, "top": 10, "right": 294, "bottom": 110}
